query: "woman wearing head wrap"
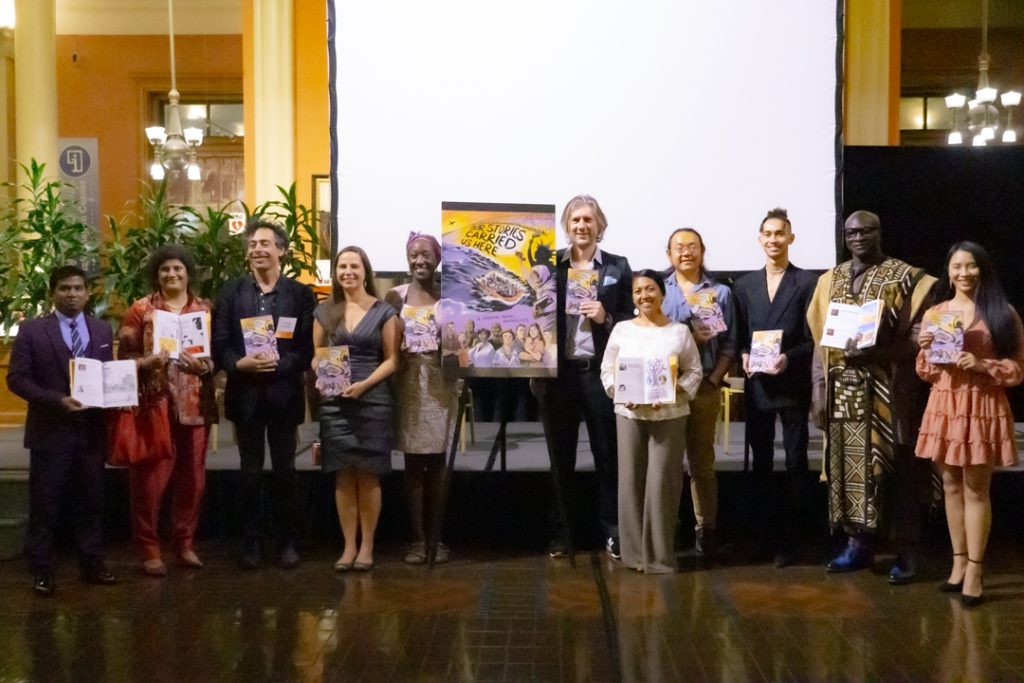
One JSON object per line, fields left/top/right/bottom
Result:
{"left": 386, "top": 232, "right": 459, "bottom": 564}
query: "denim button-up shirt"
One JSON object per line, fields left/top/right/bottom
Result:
{"left": 661, "top": 270, "right": 737, "bottom": 376}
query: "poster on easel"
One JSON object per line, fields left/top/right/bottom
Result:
{"left": 439, "top": 201, "right": 557, "bottom": 378}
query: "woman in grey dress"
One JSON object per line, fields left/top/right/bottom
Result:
{"left": 386, "top": 233, "right": 458, "bottom": 564}
{"left": 314, "top": 246, "right": 399, "bottom": 572}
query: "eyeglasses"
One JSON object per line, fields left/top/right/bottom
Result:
{"left": 843, "top": 227, "right": 878, "bottom": 238}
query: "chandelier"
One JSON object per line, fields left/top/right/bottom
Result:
{"left": 944, "top": 0, "right": 1020, "bottom": 146}
{"left": 145, "top": 0, "right": 203, "bottom": 179}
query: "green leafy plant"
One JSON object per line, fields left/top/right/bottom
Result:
{"left": 0, "top": 160, "right": 100, "bottom": 338}
{"left": 181, "top": 203, "right": 248, "bottom": 303}
{"left": 101, "top": 180, "right": 194, "bottom": 322}
{"left": 99, "top": 181, "right": 320, "bottom": 328}
{"left": 0, "top": 163, "right": 322, "bottom": 337}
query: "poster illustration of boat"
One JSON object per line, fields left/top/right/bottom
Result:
{"left": 439, "top": 201, "right": 557, "bottom": 378}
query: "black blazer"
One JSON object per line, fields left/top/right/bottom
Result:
{"left": 212, "top": 274, "right": 316, "bottom": 425}
{"left": 554, "top": 248, "right": 633, "bottom": 367}
{"left": 7, "top": 313, "right": 113, "bottom": 451}
{"left": 733, "top": 264, "right": 817, "bottom": 409}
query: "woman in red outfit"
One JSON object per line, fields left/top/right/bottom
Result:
{"left": 118, "top": 244, "right": 218, "bottom": 576}
{"left": 916, "top": 241, "right": 1024, "bottom": 607}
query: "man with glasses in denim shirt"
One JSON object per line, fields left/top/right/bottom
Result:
{"left": 662, "top": 228, "right": 737, "bottom": 563}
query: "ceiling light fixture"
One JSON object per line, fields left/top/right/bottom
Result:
{"left": 145, "top": 0, "right": 202, "bottom": 179}
{"left": 945, "top": 0, "right": 1020, "bottom": 146}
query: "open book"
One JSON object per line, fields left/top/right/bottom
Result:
{"left": 820, "top": 299, "right": 883, "bottom": 350}
{"left": 923, "top": 310, "right": 964, "bottom": 364}
{"left": 241, "top": 315, "right": 280, "bottom": 359}
{"left": 749, "top": 329, "right": 783, "bottom": 373}
{"left": 70, "top": 358, "right": 138, "bottom": 408}
{"left": 152, "top": 310, "right": 211, "bottom": 359}
{"left": 315, "top": 346, "right": 352, "bottom": 398}
{"left": 566, "top": 269, "right": 598, "bottom": 315}
{"left": 614, "top": 356, "right": 677, "bottom": 405}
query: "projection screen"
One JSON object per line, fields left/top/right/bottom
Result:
{"left": 329, "top": 1, "right": 839, "bottom": 273}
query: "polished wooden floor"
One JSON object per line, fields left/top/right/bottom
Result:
{"left": 1, "top": 538, "right": 1022, "bottom": 683}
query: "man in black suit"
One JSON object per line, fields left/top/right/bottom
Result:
{"left": 213, "top": 217, "right": 316, "bottom": 569}
{"left": 733, "top": 208, "right": 817, "bottom": 567}
{"left": 535, "top": 194, "right": 633, "bottom": 559}
{"left": 7, "top": 265, "right": 118, "bottom": 595}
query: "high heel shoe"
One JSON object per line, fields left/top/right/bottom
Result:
{"left": 940, "top": 552, "right": 966, "bottom": 593}
{"left": 961, "top": 558, "right": 984, "bottom": 608}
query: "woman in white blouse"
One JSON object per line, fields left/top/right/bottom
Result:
{"left": 601, "top": 269, "right": 703, "bottom": 573}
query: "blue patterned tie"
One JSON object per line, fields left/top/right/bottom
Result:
{"left": 70, "top": 320, "right": 83, "bottom": 357}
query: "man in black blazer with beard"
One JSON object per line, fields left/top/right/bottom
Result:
{"left": 7, "top": 265, "right": 118, "bottom": 595}
{"left": 733, "top": 208, "right": 817, "bottom": 567}
{"left": 535, "top": 194, "right": 633, "bottom": 560}
{"left": 213, "top": 217, "right": 315, "bottom": 570}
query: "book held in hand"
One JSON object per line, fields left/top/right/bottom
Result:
{"left": 749, "top": 330, "right": 783, "bottom": 373}
{"left": 400, "top": 305, "right": 439, "bottom": 353}
{"left": 820, "top": 299, "right": 883, "bottom": 350}
{"left": 152, "top": 310, "right": 211, "bottom": 359}
{"left": 614, "top": 355, "right": 676, "bottom": 405}
{"left": 315, "top": 346, "right": 352, "bottom": 398}
{"left": 686, "top": 290, "right": 727, "bottom": 334}
{"left": 566, "top": 269, "right": 598, "bottom": 315}
{"left": 70, "top": 358, "right": 139, "bottom": 408}
{"left": 240, "top": 315, "right": 280, "bottom": 359}
{"left": 924, "top": 310, "right": 964, "bottom": 364}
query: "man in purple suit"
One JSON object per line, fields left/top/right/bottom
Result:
{"left": 7, "top": 265, "right": 118, "bottom": 596}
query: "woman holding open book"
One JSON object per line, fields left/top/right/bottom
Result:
{"left": 314, "top": 246, "right": 399, "bottom": 572}
{"left": 117, "top": 243, "right": 217, "bottom": 576}
{"left": 386, "top": 232, "right": 458, "bottom": 565}
{"left": 916, "top": 241, "right": 1024, "bottom": 607}
{"left": 600, "top": 269, "right": 703, "bottom": 573}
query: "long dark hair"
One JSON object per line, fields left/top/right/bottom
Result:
{"left": 939, "top": 241, "right": 1021, "bottom": 358}
{"left": 666, "top": 227, "right": 709, "bottom": 278}
{"left": 324, "top": 246, "right": 378, "bottom": 335}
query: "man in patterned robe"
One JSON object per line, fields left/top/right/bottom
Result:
{"left": 807, "top": 210, "right": 937, "bottom": 583}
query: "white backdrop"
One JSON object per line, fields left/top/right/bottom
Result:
{"left": 329, "top": 0, "right": 838, "bottom": 272}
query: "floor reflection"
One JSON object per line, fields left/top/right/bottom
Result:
{"left": 0, "top": 545, "right": 1022, "bottom": 682}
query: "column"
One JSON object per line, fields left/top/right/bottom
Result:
{"left": 243, "top": 0, "right": 295, "bottom": 205}
{"left": 13, "top": 0, "right": 58, "bottom": 174}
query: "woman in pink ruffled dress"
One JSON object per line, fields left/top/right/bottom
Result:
{"left": 916, "top": 241, "right": 1024, "bottom": 608}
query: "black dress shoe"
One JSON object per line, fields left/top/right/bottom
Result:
{"left": 33, "top": 574, "right": 56, "bottom": 596}
{"left": 939, "top": 580, "right": 964, "bottom": 593}
{"left": 80, "top": 565, "right": 117, "bottom": 585}
{"left": 278, "top": 543, "right": 300, "bottom": 570}
{"left": 774, "top": 548, "right": 794, "bottom": 569}
{"left": 239, "top": 541, "right": 262, "bottom": 570}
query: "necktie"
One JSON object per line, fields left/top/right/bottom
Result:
{"left": 70, "top": 320, "right": 83, "bottom": 357}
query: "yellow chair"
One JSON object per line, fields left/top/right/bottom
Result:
{"left": 717, "top": 377, "right": 745, "bottom": 453}
{"left": 459, "top": 385, "right": 476, "bottom": 452}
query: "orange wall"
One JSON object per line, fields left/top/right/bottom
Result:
{"left": 294, "top": 0, "right": 330, "bottom": 220}
{"left": 56, "top": 34, "right": 242, "bottom": 227}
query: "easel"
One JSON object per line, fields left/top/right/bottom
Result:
{"left": 427, "top": 376, "right": 577, "bottom": 568}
